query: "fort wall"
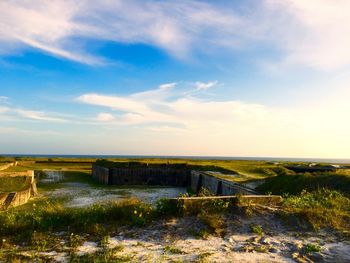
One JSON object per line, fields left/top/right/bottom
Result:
{"left": 92, "top": 164, "right": 257, "bottom": 195}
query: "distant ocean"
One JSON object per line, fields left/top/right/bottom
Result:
{"left": 1, "top": 154, "right": 350, "bottom": 164}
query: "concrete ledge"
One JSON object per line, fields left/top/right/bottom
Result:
{"left": 0, "top": 162, "right": 14, "bottom": 171}
{"left": 0, "top": 171, "right": 34, "bottom": 177}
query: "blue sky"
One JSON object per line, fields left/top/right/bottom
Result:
{"left": 0, "top": 0, "right": 349, "bottom": 158}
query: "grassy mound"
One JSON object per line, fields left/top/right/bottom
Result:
{"left": 0, "top": 176, "right": 29, "bottom": 193}
{"left": 257, "top": 172, "right": 350, "bottom": 196}
{"left": 283, "top": 189, "right": 350, "bottom": 232}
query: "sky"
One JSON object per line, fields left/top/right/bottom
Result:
{"left": 0, "top": 0, "right": 349, "bottom": 158}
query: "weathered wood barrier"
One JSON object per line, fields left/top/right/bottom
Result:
{"left": 0, "top": 171, "right": 37, "bottom": 210}
{"left": 92, "top": 163, "right": 257, "bottom": 196}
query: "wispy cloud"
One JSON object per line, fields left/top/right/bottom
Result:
{"left": 195, "top": 81, "right": 218, "bottom": 90}
{"left": 77, "top": 82, "right": 271, "bottom": 126}
{"left": 15, "top": 109, "right": 66, "bottom": 122}
{"left": 0, "top": 127, "right": 61, "bottom": 136}
{"left": 0, "top": 106, "right": 10, "bottom": 114}
{"left": 1, "top": 1, "right": 349, "bottom": 69}
{"left": 0, "top": 104, "right": 68, "bottom": 123}
{"left": 96, "top": 112, "right": 115, "bottom": 122}
{"left": 0, "top": 1, "right": 241, "bottom": 64}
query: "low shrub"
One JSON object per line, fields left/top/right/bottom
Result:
{"left": 0, "top": 198, "right": 154, "bottom": 237}
{"left": 257, "top": 173, "right": 350, "bottom": 196}
{"left": 282, "top": 189, "right": 350, "bottom": 231}
{"left": 250, "top": 224, "right": 264, "bottom": 236}
{"left": 304, "top": 243, "right": 321, "bottom": 254}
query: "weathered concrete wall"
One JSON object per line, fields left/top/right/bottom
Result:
{"left": 0, "top": 170, "right": 34, "bottom": 177}
{"left": 0, "top": 193, "right": 7, "bottom": 206}
{"left": 190, "top": 171, "right": 258, "bottom": 195}
{"left": 92, "top": 165, "right": 257, "bottom": 196}
{"left": 110, "top": 167, "right": 189, "bottom": 186}
{"left": 0, "top": 170, "right": 37, "bottom": 210}
{"left": 0, "top": 162, "right": 14, "bottom": 171}
{"left": 92, "top": 165, "right": 109, "bottom": 184}
{"left": 190, "top": 171, "right": 201, "bottom": 193}
{"left": 92, "top": 164, "right": 190, "bottom": 187}
{"left": 9, "top": 187, "right": 32, "bottom": 207}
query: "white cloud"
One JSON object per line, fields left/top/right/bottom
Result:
{"left": 0, "top": 106, "right": 9, "bottom": 114}
{"left": 96, "top": 112, "right": 114, "bottom": 122}
{"left": 0, "top": 96, "right": 8, "bottom": 100}
{"left": 263, "top": 0, "right": 350, "bottom": 70}
{"left": 1, "top": 1, "right": 350, "bottom": 69}
{"left": 15, "top": 109, "right": 66, "bottom": 122}
{"left": 195, "top": 81, "right": 218, "bottom": 90}
{"left": 159, "top": 82, "right": 177, "bottom": 90}
{"left": 0, "top": 127, "right": 61, "bottom": 136}
{"left": 0, "top": 105, "right": 68, "bottom": 122}
{"left": 76, "top": 80, "right": 350, "bottom": 158}
{"left": 0, "top": 1, "right": 241, "bottom": 64}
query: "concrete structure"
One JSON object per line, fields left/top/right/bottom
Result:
{"left": 190, "top": 171, "right": 257, "bottom": 195}
{"left": 92, "top": 162, "right": 257, "bottom": 195}
{"left": 93, "top": 163, "right": 190, "bottom": 187}
{"left": 0, "top": 162, "right": 16, "bottom": 171}
{"left": 0, "top": 171, "right": 37, "bottom": 210}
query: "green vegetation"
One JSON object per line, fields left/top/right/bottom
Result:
{"left": 164, "top": 245, "right": 183, "bottom": 254}
{"left": 250, "top": 224, "right": 264, "bottom": 236}
{"left": 0, "top": 176, "right": 29, "bottom": 193}
{"left": 0, "top": 198, "right": 154, "bottom": 238}
{"left": 1, "top": 156, "right": 349, "bottom": 259}
{"left": 257, "top": 172, "right": 350, "bottom": 196}
{"left": 303, "top": 243, "right": 322, "bottom": 254}
{"left": 282, "top": 189, "right": 350, "bottom": 232}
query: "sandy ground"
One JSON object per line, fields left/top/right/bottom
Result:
{"left": 41, "top": 171, "right": 187, "bottom": 207}
{"left": 12, "top": 212, "right": 350, "bottom": 263}
{"left": 47, "top": 182, "right": 187, "bottom": 207}
{"left": 9, "top": 171, "right": 347, "bottom": 262}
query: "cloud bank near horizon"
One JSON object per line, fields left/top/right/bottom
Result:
{"left": 0, "top": 78, "right": 349, "bottom": 157}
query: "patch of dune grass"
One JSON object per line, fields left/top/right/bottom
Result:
{"left": 283, "top": 189, "right": 350, "bottom": 232}
{"left": 0, "top": 176, "right": 29, "bottom": 192}
{"left": 0, "top": 198, "right": 154, "bottom": 238}
{"left": 257, "top": 172, "right": 350, "bottom": 196}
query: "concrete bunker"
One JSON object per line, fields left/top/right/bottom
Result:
{"left": 92, "top": 160, "right": 259, "bottom": 196}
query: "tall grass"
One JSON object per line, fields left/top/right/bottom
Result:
{"left": 257, "top": 172, "right": 350, "bottom": 196}
{"left": 0, "top": 198, "right": 153, "bottom": 238}
{"left": 283, "top": 189, "right": 350, "bottom": 232}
